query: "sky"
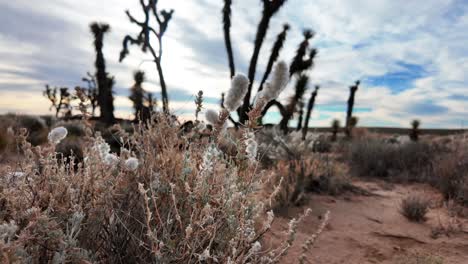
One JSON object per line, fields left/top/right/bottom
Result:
{"left": 0, "top": 0, "right": 467, "bottom": 128}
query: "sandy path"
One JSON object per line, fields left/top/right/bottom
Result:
{"left": 266, "top": 180, "right": 468, "bottom": 264}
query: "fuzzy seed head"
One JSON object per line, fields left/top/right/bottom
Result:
{"left": 48, "top": 126, "right": 68, "bottom": 144}
{"left": 205, "top": 109, "right": 219, "bottom": 125}
{"left": 225, "top": 74, "right": 249, "bottom": 112}
{"left": 0, "top": 220, "right": 18, "bottom": 244}
{"left": 244, "top": 132, "right": 258, "bottom": 162}
{"left": 249, "top": 241, "right": 262, "bottom": 256}
{"left": 104, "top": 153, "right": 119, "bottom": 166}
{"left": 263, "top": 61, "right": 289, "bottom": 102}
{"left": 125, "top": 157, "right": 139, "bottom": 171}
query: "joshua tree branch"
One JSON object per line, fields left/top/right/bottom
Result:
{"left": 258, "top": 24, "right": 289, "bottom": 92}
{"left": 302, "top": 85, "right": 319, "bottom": 140}
{"left": 222, "top": 0, "right": 236, "bottom": 78}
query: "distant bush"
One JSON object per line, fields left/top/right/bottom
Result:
{"left": 55, "top": 139, "right": 84, "bottom": 170}
{"left": 396, "top": 252, "right": 443, "bottom": 264}
{"left": 430, "top": 145, "right": 468, "bottom": 206}
{"left": 14, "top": 115, "right": 49, "bottom": 146}
{"left": 347, "top": 139, "right": 435, "bottom": 180}
{"left": 307, "top": 158, "right": 353, "bottom": 196}
{"left": 311, "top": 137, "right": 332, "bottom": 153}
{"left": 0, "top": 128, "right": 9, "bottom": 153}
{"left": 400, "top": 195, "right": 429, "bottom": 222}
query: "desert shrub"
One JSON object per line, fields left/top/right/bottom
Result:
{"left": 307, "top": 157, "right": 353, "bottom": 195}
{"left": 348, "top": 139, "right": 435, "bottom": 180}
{"left": 0, "top": 114, "right": 314, "bottom": 263}
{"left": 0, "top": 128, "right": 10, "bottom": 153}
{"left": 0, "top": 114, "right": 48, "bottom": 146}
{"left": 39, "top": 115, "right": 57, "bottom": 128}
{"left": 400, "top": 195, "right": 429, "bottom": 222}
{"left": 396, "top": 252, "right": 444, "bottom": 264}
{"left": 5, "top": 114, "right": 49, "bottom": 146}
{"left": 267, "top": 159, "right": 316, "bottom": 208}
{"left": 430, "top": 144, "right": 468, "bottom": 206}
{"left": 55, "top": 120, "right": 87, "bottom": 138}
{"left": 93, "top": 122, "right": 127, "bottom": 154}
{"left": 311, "top": 136, "right": 332, "bottom": 153}
{"left": 257, "top": 128, "right": 326, "bottom": 163}
{"left": 55, "top": 139, "right": 84, "bottom": 169}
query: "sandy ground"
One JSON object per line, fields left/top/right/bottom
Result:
{"left": 266, "top": 180, "right": 468, "bottom": 264}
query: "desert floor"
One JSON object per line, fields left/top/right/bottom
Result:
{"left": 266, "top": 179, "right": 468, "bottom": 264}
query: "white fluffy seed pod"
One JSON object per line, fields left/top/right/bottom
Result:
{"left": 104, "top": 153, "right": 119, "bottom": 166}
{"left": 225, "top": 74, "right": 249, "bottom": 112}
{"left": 205, "top": 109, "right": 219, "bottom": 125}
{"left": 263, "top": 61, "right": 289, "bottom": 102}
{"left": 97, "top": 142, "right": 111, "bottom": 159}
{"left": 48, "top": 126, "right": 68, "bottom": 144}
{"left": 124, "top": 157, "right": 139, "bottom": 171}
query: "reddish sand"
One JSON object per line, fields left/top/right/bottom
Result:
{"left": 266, "top": 180, "right": 468, "bottom": 264}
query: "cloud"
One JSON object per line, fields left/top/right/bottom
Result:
{"left": 0, "top": 0, "right": 467, "bottom": 128}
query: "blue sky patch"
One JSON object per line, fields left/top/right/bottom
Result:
{"left": 364, "top": 61, "right": 427, "bottom": 93}
{"left": 316, "top": 105, "right": 372, "bottom": 113}
{"left": 406, "top": 101, "right": 449, "bottom": 116}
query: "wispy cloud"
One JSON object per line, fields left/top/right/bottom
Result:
{"left": 0, "top": 0, "right": 466, "bottom": 128}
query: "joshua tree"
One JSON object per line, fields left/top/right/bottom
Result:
{"left": 120, "top": 0, "right": 174, "bottom": 114}
{"left": 43, "top": 85, "right": 73, "bottom": 118}
{"left": 146, "top": 92, "right": 157, "bottom": 114}
{"left": 296, "top": 101, "right": 304, "bottom": 131}
{"left": 410, "top": 119, "right": 421, "bottom": 141}
{"left": 129, "top": 70, "right": 146, "bottom": 120}
{"left": 194, "top": 90, "right": 203, "bottom": 121}
{"left": 260, "top": 30, "right": 317, "bottom": 122}
{"left": 81, "top": 72, "right": 99, "bottom": 117}
{"left": 345, "top": 80, "right": 360, "bottom": 138}
{"left": 90, "top": 22, "right": 115, "bottom": 125}
{"left": 222, "top": 0, "right": 235, "bottom": 78}
{"left": 331, "top": 119, "right": 340, "bottom": 142}
{"left": 258, "top": 24, "right": 290, "bottom": 93}
{"left": 239, "top": 0, "right": 287, "bottom": 124}
{"left": 350, "top": 116, "right": 359, "bottom": 128}
{"left": 279, "top": 74, "right": 309, "bottom": 133}
{"left": 302, "top": 85, "right": 319, "bottom": 140}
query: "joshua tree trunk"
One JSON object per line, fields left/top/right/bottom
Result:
{"left": 296, "top": 106, "right": 304, "bottom": 131}
{"left": 130, "top": 71, "right": 146, "bottom": 120}
{"left": 345, "top": 80, "right": 360, "bottom": 138}
{"left": 239, "top": 16, "right": 270, "bottom": 123}
{"left": 302, "top": 85, "right": 319, "bottom": 140}
{"left": 331, "top": 119, "right": 340, "bottom": 142}
{"left": 155, "top": 57, "right": 169, "bottom": 113}
{"left": 409, "top": 119, "right": 421, "bottom": 141}
{"left": 222, "top": 0, "right": 235, "bottom": 78}
{"left": 91, "top": 22, "right": 114, "bottom": 125}
{"left": 239, "top": 0, "right": 287, "bottom": 124}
